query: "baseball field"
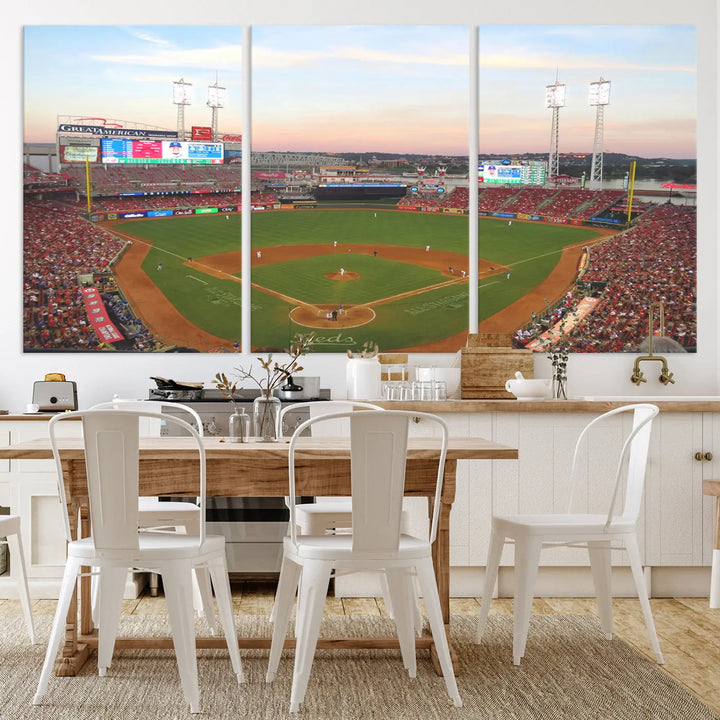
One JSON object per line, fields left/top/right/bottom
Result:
{"left": 106, "top": 208, "right": 610, "bottom": 353}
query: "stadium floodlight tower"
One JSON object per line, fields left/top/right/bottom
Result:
{"left": 545, "top": 79, "right": 566, "bottom": 183}
{"left": 207, "top": 77, "right": 226, "bottom": 141}
{"left": 173, "top": 78, "right": 193, "bottom": 141}
{"left": 588, "top": 78, "right": 611, "bottom": 190}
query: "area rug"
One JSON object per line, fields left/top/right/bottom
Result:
{"left": 0, "top": 614, "right": 716, "bottom": 720}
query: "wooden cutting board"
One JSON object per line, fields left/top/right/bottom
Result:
{"left": 461, "top": 334, "right": 534, "bottom": 399}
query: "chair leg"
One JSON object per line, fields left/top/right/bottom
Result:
{"left": 379, "top": 571, "right": 395, "bottom": 618}
{"left": 587, "top": 541, "right": 614, "bottom": 639}
{"left": 6, "top": 532, "right": 36, "bottom": 644}
{"left": 290, "top": 559, "right": 332, "bottom": 714}
{"left": 97, "top": 566, "right": 128, "bottom": 676}
{"left": 512, "top": 536, "right": 542, "bottom": 665}
{"left": 91, "top": 567, "right": 100, "bottom": 626}
{"left": 267, "top": 555, "right": 302, "bottom": 682}
{"left": 711, "top": 549, "right": 720, "bottom": 610}
{"left": 270, "top": 550, "right": 301, "bottom": 625}
{"left": 206, "top": 553, "right": 243, "bottom": 682}
{"left": 34, "top": 557, "right": 82, "bottom": 705}
{"left": 415, "top": 558, "right": 462, "bottom": 708}
{"left": 475, "top": 527, "right": 504, "bottom": 643}
{"left": 193, "top": 565, "right": 217, "bottom": 635}
{"left": 382, "top": 570, "right": 423, "bottom": 636}
{"left": 161, "top": 562, "right": 201, "bottom": 713}
{"left": 179, "top": 518, "right": 217, "bottom": 627}
{"left": 384, "top": 567, "right": 417, "bottom": 677}
{"left": 624, "top": 534, "right": 664, "bottom": 664}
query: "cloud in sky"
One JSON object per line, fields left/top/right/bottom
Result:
{"left": 23, "top": 24, "right": 696, "bottom": 158}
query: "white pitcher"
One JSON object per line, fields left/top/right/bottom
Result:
{"left": 346, "top": 358, "right": 381, "bottom": 400}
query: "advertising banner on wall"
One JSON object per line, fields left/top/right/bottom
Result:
{"left": 59, "top": 145, "right": 100, "bottom": 163}
{"left": 80, "top": 288, "right": 123, "bottom": 344}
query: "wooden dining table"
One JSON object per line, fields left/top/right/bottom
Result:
{"left": 0, "top": 434, "right": 517, "bottom": 676}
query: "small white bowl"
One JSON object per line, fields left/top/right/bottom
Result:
{"left": 505, "top": 378, "right": 552, "bottom": 401}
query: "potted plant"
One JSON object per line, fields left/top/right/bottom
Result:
{"left": 214, "top": 333, "right": 315, "bottom": 441}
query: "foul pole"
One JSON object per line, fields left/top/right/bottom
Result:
{"left": 85, "top": 158, "right": 92, "bottom": 214}
{"left": 626, "top": 160, "right": 636, "bottom": 226}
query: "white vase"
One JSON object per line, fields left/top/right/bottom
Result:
{"left": 346, "top": 358, "right": 381, "bottom": 400}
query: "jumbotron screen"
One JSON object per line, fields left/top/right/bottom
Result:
{"left": 479, "top": 163, "right": 546, "bottom": 186}
{"left": 100, "top": 138, "right": 224, "bottom": 164}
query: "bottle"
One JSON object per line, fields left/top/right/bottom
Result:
{"left": 228, "top": 408, "right": 250, "bottom": 443}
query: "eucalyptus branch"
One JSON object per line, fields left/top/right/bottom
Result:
{"left": 214, "top": 332, "right": 316, "bottom": 401}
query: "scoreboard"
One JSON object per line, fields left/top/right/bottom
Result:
{"left": 101, "top": 139, "right": 223, "bottom": 164}
{"left": 479, "top": 162, "right": 547, "bottom": 186}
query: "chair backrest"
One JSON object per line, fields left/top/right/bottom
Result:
{"left": 90, "top": 399, "right": 204, "bottom": 436}
{"left": 565, "top": 403, "right": 659, "bottom": 528}
{"left": 288, "top": 410, "right": 448, "bottom": 551}
{"left": 276, "top": 400, "right": 383, "bottom": 439}
{"left": 49, "top": 409, "right": 206, "bottom": 548}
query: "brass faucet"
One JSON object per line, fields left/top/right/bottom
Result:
{"left": 630, "top": 302, "right": 676, "bottom": 386}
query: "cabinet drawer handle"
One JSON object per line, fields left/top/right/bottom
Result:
{"left": 705, "top": 452, "right": 713, "bottom": 462}
{"left": 695, "top": 452, "right": 703, "bottom": 461}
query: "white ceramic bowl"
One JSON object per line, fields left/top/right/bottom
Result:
{"left": 505, "top": 378, "right": 552, "bottom": 401}
{"left": 415, "top": 368, "right": 462, "bottom": 399}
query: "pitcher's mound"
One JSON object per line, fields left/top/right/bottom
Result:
{"left": 291, "top": 303, "right": 374, "bottom": 329}
{"left": 325, "top": 271, "right": 360, "bottom": 281}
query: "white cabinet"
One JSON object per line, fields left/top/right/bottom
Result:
{"left": 644, "top": 412, "right": 719, "bottom": 567}
{"left": 0, "top": 419, "right": 80, "bottom": 598}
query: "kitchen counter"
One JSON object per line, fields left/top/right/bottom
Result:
{"left": 0, "top": 413, "right": 77, "bottom": 421}
{"left": 2, "top": 399, "right": 720, "bottom": 418}
{"left": 374, "top": 397, "right": 720, "bottom": 413}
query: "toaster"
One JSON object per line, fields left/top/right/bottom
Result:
{"left": 32, "top": 381, "right": 78, "bottom": 412}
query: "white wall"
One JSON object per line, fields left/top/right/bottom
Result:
{"left": 2, "top": 0, "right": 718, "bottom": 412}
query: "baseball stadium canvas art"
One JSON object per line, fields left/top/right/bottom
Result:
{"left": 22, "top": 25, "right": 697, "bottom": 354}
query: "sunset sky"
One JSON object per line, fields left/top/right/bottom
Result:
{"left": 24, "top": 24, "right": 696, "bottom": 158}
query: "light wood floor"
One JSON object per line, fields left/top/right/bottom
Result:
{"left": 3, "top": 586, "right": 719, "bottom": 715}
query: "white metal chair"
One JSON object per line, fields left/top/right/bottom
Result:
{"left": 272, "top": 401, "right": 422, "bottom": 631}
{"left": 475, "top": 403, "right": 663, "bottom": 666}
{"left": 35, "top": 409, "right": 243, "bottom": 714}
{"left": 278, "top": 402, "right": 386, "bottom": 539}
{"left": 266, "top": 410, "right": 461, "bottom": 713}
{"left": 90, "top": 399, "right": 214, "bottom": 627}
{"left": 0, "top": 515, "right": 36, "bottom": 644}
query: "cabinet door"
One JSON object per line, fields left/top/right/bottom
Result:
{"left": 8, "top": 420, "right": 81, "bottom": 579}
{"left": 702, "top": 413, "right": 720, "bottom": 566}
{"left": 0, "top": 429, "right": 10, "bottom": 506}
{"left": 406, "top": 411, "right": 474, "bottom": 558}
{"left": 12, "top": 476, "right": 67, "bottom": 577}
{"left": 645, "top": 412, "right": 704, "bottom": 566}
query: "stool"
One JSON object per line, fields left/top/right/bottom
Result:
{"left": 702, "top": 479, "right": 720, "bottom": 609}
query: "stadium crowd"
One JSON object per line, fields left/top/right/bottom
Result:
{"left": 395, "top": 185, "right": 626, "bottom": 221}
{"left": 62, "top": 164, "right": 244, "bottom": 194}
{"left": 23, "top": 199, "right": 159, "bottom": 351}
{"left": 514, "top": 204, "right": 696, "bottom": 352}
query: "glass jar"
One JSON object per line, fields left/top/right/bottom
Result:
{"left": 253, "top": 395, "right": 281, "bottom": 442}
{"left": 228, "top": 409, "right": 250, "bottom": 443}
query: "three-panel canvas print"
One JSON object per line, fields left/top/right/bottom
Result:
{"left": 23, "top": 25, "right": 697, "bottom": 354}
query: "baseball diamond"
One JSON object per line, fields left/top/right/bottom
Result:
{"left": 103, "top": 208, "right": 610, "bottom": 353}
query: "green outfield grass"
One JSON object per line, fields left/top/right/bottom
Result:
{"left": 251, "top": 209, "right": 468, "bottom": 252}
{"left": 139, "top": 248, "right": 242, "bottom": 342}
{"left": 110, "top": 210, "right": 604, "bottom": 351}
{"left": 251, "top": 254, "right": 445, "bottom": 305}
